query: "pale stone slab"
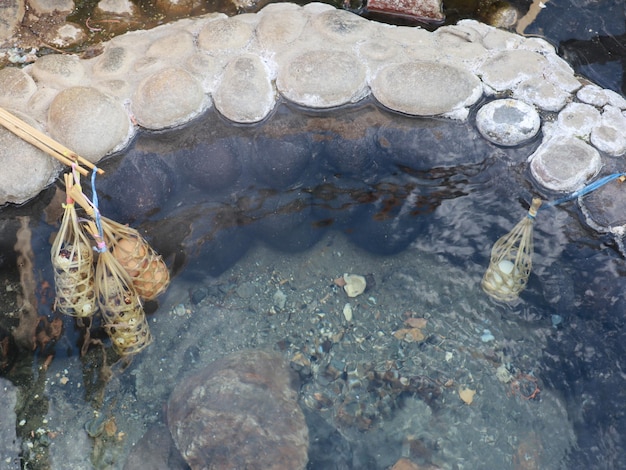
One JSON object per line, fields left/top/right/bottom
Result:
{"left": 92, "top": 45, "right": 134, "bottom": 77}
{"left": 371, "top": 61, "right": 482, "bottom": 117}
{"left": 48, "top": 86, "right": 131, "bottom": 161}
{"left": 0, "top": 67, "right": 37, "bottom": 108}
{"left": 132, "top": 67, "right": 207, "bottom": 129}
{"left": 479, "top": 50, "right": 547, "bottom": 92}
{"left": 146, "top": 30, "right": 195, "bottom": 59}
{"left": 30, "top": 54, "right": 85, "bottom": 88}
{"left": 197, "top": 17, "right": 254, "bottom": 53}
{"left": 590, "top": 106, "right": 626, "bottom": 156}
{"left": 513, "top": 77, "right": 570, "bottom": 112}
{"left": 0, "top": 111, "right": 59, "bottom": 205}
{"left": 276, "top": 50, "right": 367, "bottom": 108}
{"left": 214, "top": 54, "right": 275, "bottom": 123}
{"left": 476, "top": 98, "right": 540, "bottom": 146}
{"left": 577, "top": 83, "right": 626, "bottom": 109}
{"left": 529, "top": 136, "right": 602, "bottom": 192}
{"left": 256, "top": 6, "right": 308, "bottom": 51}
{"left": 311, "top": 8, "right": 375, "bottom": 44}
{"left": 556, "top": 102, "right": 601, "bottom": 139}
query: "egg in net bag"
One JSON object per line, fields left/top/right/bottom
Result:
{"left": 68, "top": 185, "right": 170, "bottom": 301}
{"left": 85, "top": 220, "right": 153, "bottom": 357}
{"left": 51, "top": 173, "right": 97, "bottom": 318}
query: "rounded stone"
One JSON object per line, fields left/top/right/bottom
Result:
{"left": 167, "top": 349, "right": 308, "bottom": 470}
{"left": 256, "top": 5, "right": 307, "bottom": 51}
{"left": 48, "top": 86, "right": 131, "bottom": 162}
{"left": 30, "top": 54, "right": 85, "bottom": 88}
{"left": 276, "top": 50, "right": 367, "bottom": 108}
{"left": 214, "top": 54, "right": 275, "bottom": 123}
{"left": 0, "top": 67, "right": 37, "bottom": 107}
{"left": 479, "top": 50, "right": 547, "bottom": 92}
{"left": 92, "top": 45, "right": 134, "bottom": 77}
{"left": 0, "top": 111, "right": 59, "bottom": 205}
{"left": 179, "top": 138, "right": 242, "bottom": 192}
{"left": 556, "top": 102, "right": 601, "bottom": 139}
{"left": 249, "top": 131, "right": 311, "bottom": 188}
{"left": 371, "top": 61, "right": 482, "bottom": 117}
{"left": 96, "top": 151, "right": 175, "bottom": 222}
{"left": 132, "top": 67, "right": 206, "bottom": 130}
{"left": 146, "top": 30, "right": 195, "bottom": 59}
{"left": 529, "top": 136, "right": 602, "bottom": 192}
{"left": 590, "top": 106, "right": 626, "bottom": 156}
{"left": 579, "top": 177, "right": 626, "bottom": 233}
{"left": 197, "top": 17, "right": 254, "bottom": 52}
{"left": 475, "top": 99, "right": 540, "bottom": 146}
{"left": 312, "top": 8, "right": 374, "bottom": 43}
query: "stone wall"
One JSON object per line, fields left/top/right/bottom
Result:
{"left": 0, "top": 2, "right": 625, "bottom": 208}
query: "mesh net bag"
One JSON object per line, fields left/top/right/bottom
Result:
{"left": 102, "top": 219, "right": 170, "bottom": 301}
{"left": 67, "top": 184, "right": 169, "bottom": 301}
{"left": 86, "top": 221, "right": 153, "bottom": 356}
{"left": 51, "top": 174, "right": 97, "bottom": 318}
{"left": 481, "top": 198, "right": 542, "bottom": 302}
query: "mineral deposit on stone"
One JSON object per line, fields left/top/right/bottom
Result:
{"left": 529, "top": 136, "right": 602, "bottom": 192}
{"left": 197, "top": 16, "right": 254, "bottom": 52}
{"left": 312, "top": 8, "right": 374, "bottom": 43}
{"left": 0, "top": 67, "right": 37, "bottom": 108}
{"left": 213, "top": 54, "right": 275, "bottom": 123}
{"left": 371, "top": 61, "right": 481, "bottom": 117}
{"left": 30, "top": 54, "right": 85, "bottom": 88}
{"left": 277, "top": 50, "right": 367, "bottom": 108}
{"left": 556, "top": 102, "right": 601, "bottom": 139}
{"left": 256, "top": 3, "right": 307, "bottom": 51}
{"left": 580, "top": 180, "right": 626, "bottom": 232}
{"left": 590, "top": 106, "right": 626, "bottom": 156}
{"left": 167, "top": 349, "right": 309, "bottom": 470}
{"left": 132, "top": 67, "right": 206, "bottom": 129}
{"left": 48, "top": 86, "right": 131, "bottom": 161}
{"left": 480, "top": 50, "right": 548, "bottom": 92}
{"left": 0, "top": 112, "right": 59, "bottom": 205}
{"left": 476, "top": 98, "right": 540, "bottom": 146}
{"left": 146, "top": 30, "right": 195, "bottom": 59}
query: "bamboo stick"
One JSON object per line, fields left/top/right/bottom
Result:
{"left": 0, "top": 107, "right": 104, "bottom": 176}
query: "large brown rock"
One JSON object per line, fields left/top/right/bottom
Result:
{"left": 167, "top": 349, "right": 309, "bottom": 470}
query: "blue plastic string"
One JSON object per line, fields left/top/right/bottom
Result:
{"left": 90, "top": 167, "right": 106, "bottom": 253}
{"left": 542, "top": 172, "right": 626, "bottom": 209}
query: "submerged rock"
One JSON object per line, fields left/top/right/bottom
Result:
{"left": 167, "top": 349, "right": 309, "bottom": 470}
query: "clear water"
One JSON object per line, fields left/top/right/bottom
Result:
{"left": 3, "top": 0, "right": 626, "bottom": 467}
{"left": 1, "top": 100, "right": 625, "bottom": 469}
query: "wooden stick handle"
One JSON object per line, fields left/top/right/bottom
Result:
{"left": 67, "top": 183, "right": 96, "bottom": 218}
{"left": 0, "top": 107, "right": 105, "bottom": 176}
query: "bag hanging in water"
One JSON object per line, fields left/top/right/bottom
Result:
{"left": 68, "top": 183, "right": 170, "bottom": 301}
{"left": 85, "top": 220, "right": 153, "bottom": 357}
{"left": 51, "top": 173, "right": 98, "bottom": 318}
{"left": 482, "top": 198, "right": 541, "bottom": 302}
